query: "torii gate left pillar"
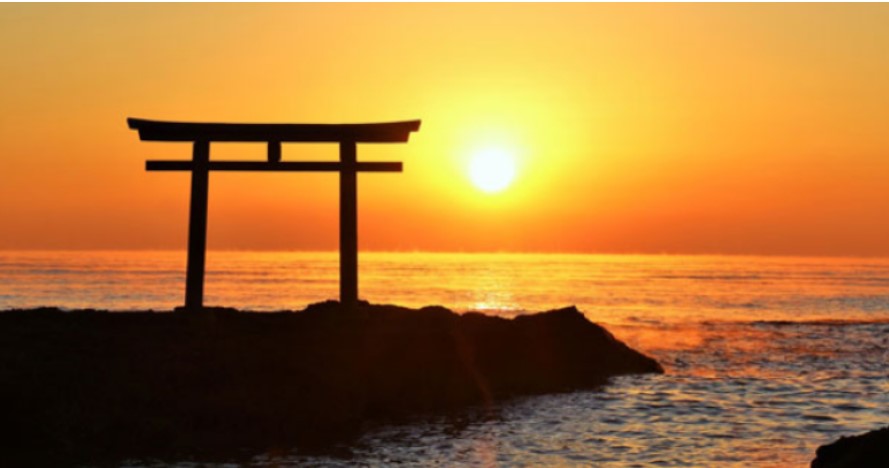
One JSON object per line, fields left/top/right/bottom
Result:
{"left": 128, "top": 118, "right": 421, "bottom": 311}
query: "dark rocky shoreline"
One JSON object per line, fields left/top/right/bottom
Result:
{"left": 812, "top": 426, "right": 889, "bottom": 468}
{"left": 0, "top": 301, "right": 662, "bottom": 465}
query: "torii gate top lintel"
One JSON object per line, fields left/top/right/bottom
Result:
{"left": 128, "top": 116, "right": 421, "bottom": 312}
{"left": 128, "top": 118, "right": 421, "bottom": 143}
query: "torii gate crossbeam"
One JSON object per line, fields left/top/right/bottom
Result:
{"left": 128, "top": 117, "right": 421, "bottom": 311}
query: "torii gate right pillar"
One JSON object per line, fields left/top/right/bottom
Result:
{"left": 339, "top": 140, "right": 358, "bottom": 311}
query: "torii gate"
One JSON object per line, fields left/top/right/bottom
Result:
{"left": 127, "top": 117, "right": 421, "bottom": 311}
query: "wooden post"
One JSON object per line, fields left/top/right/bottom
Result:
{"left": 268, "top": 141, "right": 281, "bottom": 163}
{"left": 184, "top": 140, "right": 210, "bottom": 310}
{"left": 339, "top": 140, "right": 358, "bottom": 311}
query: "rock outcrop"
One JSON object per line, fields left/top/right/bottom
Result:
{"left": 0, "top": 301, "right": 661, "bottom": 464}
{"left": 812, "top": 426, "right": 889, "bottom": 468}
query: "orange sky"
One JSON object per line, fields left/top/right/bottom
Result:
{"left": 2, "top": 3, "right": 888, "bottom": 256}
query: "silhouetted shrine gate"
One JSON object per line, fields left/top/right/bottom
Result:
{"left": 128, "top": 117, "right": 421, "bottom": 311}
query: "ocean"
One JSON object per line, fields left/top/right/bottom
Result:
{"left": 2, "top": 251, "right": 888, "bottom": 466}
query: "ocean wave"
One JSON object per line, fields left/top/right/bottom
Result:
{"left": 651, "top": 274, "right": 767, "bottom": 281}
{"left": 750, "top": 318, "right": 889, "bottom": 327}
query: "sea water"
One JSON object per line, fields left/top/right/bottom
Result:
{"left": 2, "top": 251, "right": 888, "bottom": 466}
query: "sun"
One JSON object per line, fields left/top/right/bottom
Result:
{"left": 468, "top": 148, "right": 516, "bottom": 193}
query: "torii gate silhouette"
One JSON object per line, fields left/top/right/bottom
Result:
{"left": 128, "top": 117, "right": 421, "bottom": 311}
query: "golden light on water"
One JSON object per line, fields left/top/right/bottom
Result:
{"left": 468, "top": 147, "right": 517, "bottom": 193}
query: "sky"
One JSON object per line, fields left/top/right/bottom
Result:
{"left": 1, "top": 3, "right": 889, "bottom": 256}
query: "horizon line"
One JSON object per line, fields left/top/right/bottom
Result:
{"left": 1, "top": 248, "right": 888, "bottom": 261}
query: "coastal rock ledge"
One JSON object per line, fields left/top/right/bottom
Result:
{"left": 0, "top": 301, "right": 661, "bottom": 464}
{"left": 812, "top": 426, "right": 889, "bottom": 468}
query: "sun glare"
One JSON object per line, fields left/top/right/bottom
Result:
{"left": 468, "top": 148, "right": 516, "bottom": 193}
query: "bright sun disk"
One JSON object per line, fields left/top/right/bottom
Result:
{"left": 468, "top": 148, "right": 516, "bottom": 193}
